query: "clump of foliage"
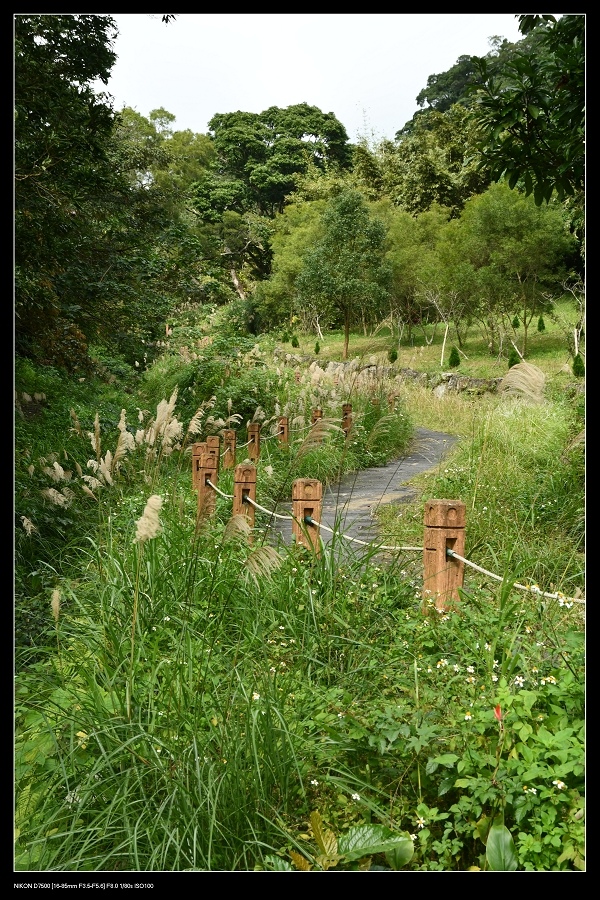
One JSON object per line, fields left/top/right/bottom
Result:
{"left": 448, "top": 346, "right": 460, "bottom": 368}
{"left": 508, "top": 348, "right": 521, "bottom": 369}
{"left": 537, "top": 316, "right": 546, "bottom": 333}
{"left": 291, "top": 335, "right": 300, "bottom": 348}
{"left": 388, "top": 348, "right": 398, "bottom": 364}
{"left": 572, "top": 353, "right": 584, "bottom": 378}
{"left": 314, "top": 341, "right": 321, "bottom": 355}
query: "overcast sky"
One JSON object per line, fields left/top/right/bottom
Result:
{"left": 101, "top": 13, "right": 528, "bottom": 143}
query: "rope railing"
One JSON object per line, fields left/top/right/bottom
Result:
{"left": 194, "top": 413, "right": 583, "bottom": 611}
{"left": 446, "top": 549, "right": 584, "bottom": 605}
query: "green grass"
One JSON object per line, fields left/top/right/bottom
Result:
{"left": 14, "top": 299, "right": 584, "bottom": 871}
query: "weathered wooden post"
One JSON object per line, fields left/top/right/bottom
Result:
{"left": 292, "top": 478, "right": 323, "bottom": 556}
{"left": 192, "top": 442, "right": 207, "bottom": 490}
{"left": 222, "top": 429, "right": 236, "bottom": 470}
{"left": 341, "top": 403, "right": 353, "bottom": 437}
{"left": 278, "top": 416, "right": 289, "bottom": 446}
{"left": 206, "top": 435, "right": 220, "bottom": 472}
{"left": 247, "top": 423, "right": 261, "bottom": 460}
{"left": 196, "top": 452, "right": 219, "bottom": 521}
{"left": 232, "top": 463, "right": 257, "bottom": 541}
{"left": 422, "top": 499, "right": 466, "bottom": 611}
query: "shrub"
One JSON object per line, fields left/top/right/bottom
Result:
{"left": 508, "top": 348, "right": 521, "bottom": 369}
{"left": 448, "top": 346, "right": 460, "bottom": 368}
{"left": 537, "top": 316, "right": 546, "bottom": 333}
{"left": 314, "top": 341, "right": 320, "bottom": 355}
{"left": 291, "top": 335, "right": 299, "bottom": 348}
{"left": 512, "top": 316, "right": 520, "bottom": 329}
{"left": 572, "top": 353, "right": 585, "bottom": 378}
{"left": 388, "top": 348, "right": 398, "bottom": 364}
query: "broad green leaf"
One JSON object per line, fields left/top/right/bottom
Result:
{"left": 486, "top": 821, "right": 518, "bottom": 871}
{"left": 527, "top": 105, "right": 540, "bottom": 118}
{"left": 385, "top": 838, "right": 415, "bottom": 870}
{"left": 338, "top": 825, "right": 412, "bottom": 862}
{"left": 310, "top": 811, "right": 337, "bottom": 858}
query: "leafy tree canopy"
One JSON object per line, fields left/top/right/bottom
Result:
{"left": 471, "top": 14, "right": 585, "bottom": 205}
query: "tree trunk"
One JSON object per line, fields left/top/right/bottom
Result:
{"left": 343, "top": 313, "right": 350, "bottom": 360}
{"left": 230, "top": 267, "right": 246, "bottom": 301}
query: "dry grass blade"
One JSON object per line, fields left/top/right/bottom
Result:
{"left": 295, "top": 418, "right": 344, "bottom": 458}
{"left": 499, "top": 361, "right": 546, "bottom": 403}
{"left": 244, "top": 544, "right": 283, "bottom": 585}
{"left": 223, "top": 513, "right": 252, "bottom": 544}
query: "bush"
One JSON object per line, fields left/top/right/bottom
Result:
{"left": 537, "top": 316, "right": 546, "bottom": 333}
{"left": 512, "top": 316, "right": 520, "bottom": 329}
{"left": 448, "top": 346, "right": 460, "bottom": 368}
{"left": 508, "top": 348, "right": 521, "bottom": 369}
{"left": 281, "top": 331, "right": 290, "bottom": 343}
{"left": 388, "top": 348, "right": 398, "bottom": 364}
{"left": 314, "top": 341, "right": 320, "bottom": 355}
{"left": 572, "top": 353, "right": 585, "bottom": 378}
{"left": 291, "top": 335, "right": 299, "bottom": 348}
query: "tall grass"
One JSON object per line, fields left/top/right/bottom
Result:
{"left": 14, "top": 308, "right": 584, "bottom": 871}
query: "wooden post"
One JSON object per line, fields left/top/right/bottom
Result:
{"left": 247, "top": 423, "right": 261, "bottom": 460}
{"left": 422, "top": 499, "right": 466, "bottom": 611}
{"left": 223, "top": 429, "right": 236, "bottom": 470}
{"left": 192, "top": 442, "right": 207, "bottom": 491}
{"left": 206, "top": 435, "right": 220, "bottom": 472}
{"left": 311, "top": 407, "right": 323, "bottom": 425}
{"left": 278, "top": 416, "right": 289, "bottom": 446}
{"left": 232, "top": 463, "right": 257, "bottom": 541}
{"left": 196, "top": 452, "right": 219, "bottom": 521}
{"left": 342, "top": 403, "right": 353, "bottom": 437}
{"left": 292, "top": 478, "right": 323, "bottom": 556}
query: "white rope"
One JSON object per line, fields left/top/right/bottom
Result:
{"left": 446, "top": 549, "right": 584, "bottom": 605}
{"left": 307, "top": 516, "right": 421, "bottom": 551}
{"left": 206, "top": 480, "right": 234, "bottom": 500}
{"left": 243, "top": 495, "right": 295, "bottom": 521}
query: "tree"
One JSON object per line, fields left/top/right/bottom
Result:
{"left": 295, "top": 191, "right": 390, "bottom": 359}
{"left": 438, "top": 182, "right": 577, "bottom": 355}
{"left": 380, "top": 105, "right": 492, "bottom": 217}
{"left": 471, "top": 15, "right": 585, "bottom": 205}
{"left": 15, "top": 14, "right": 119, "bottom": 364}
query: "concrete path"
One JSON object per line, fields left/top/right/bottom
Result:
{"left": 268, "top": 426, "right": 459, "bottom": 555}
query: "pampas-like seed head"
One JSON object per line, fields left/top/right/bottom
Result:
{"left": 244, "top": 545, "right": 283, "bottom": 586}
{"left": 499, "top": 362, "right": 546, "bottom": 404}
{"left": 223, "top": 514, "right": 252, "bottom": 544}
{"left": 134, "top": 495, "right": 163, "bottom": 543}
{"left": 51, "top": 589, "right": 60, "bottom": 622}
{"left": 21, "top": 516, "right": 37, "bottom": 536}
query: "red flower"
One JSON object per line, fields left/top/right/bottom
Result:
{"left": 494, "top": 705, "right": 503, "bottom": 722}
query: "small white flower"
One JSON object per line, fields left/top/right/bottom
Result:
{"left": 163, "top": 616, "right": 171, "bottom": 622}
{"left": 552, "top": 780, "right": 566, "bottom": 790}
{"left": 252, "top": 692, "right": 260, "bottom": 701}
{"left": 514, "top": 676, "right": 525, "bottom": 687}
{"left": 484, "top": 643, "right": 491, "bottom": 651}
{"left": 410, "top": 834, "right": 417, "bottom": 841}
{"left": 310, "top": 779, "right": 319, "bottom": 786}
{"left": 527, "top": 787, "right": 537, "bottom": 795}
{"left": 466, "top": 665, "right": 475, "bottom": 674}
{"left": 453, "top": 665, "right": 460, "bottom": 673}
{"left": 436, "top": 659, "right": 448, "bottom": 668}
{"left": 464, "top": 712, "right": 472, "bottom": 721}
{"left": 491, "top": 675, "right": 498, "bottom": 682}
{"left": 351, "top": 793, "right": 361, "bottom": 801}
{"left": 416, "top": 815, "right": 426, "bottom": 829}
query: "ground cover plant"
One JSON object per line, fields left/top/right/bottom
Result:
{"left": 14, "top": 301, "right": 584, "bottom": 871}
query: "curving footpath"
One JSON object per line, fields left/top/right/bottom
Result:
{"left": 269, "top": 426, "right": 459, "bottom": 554}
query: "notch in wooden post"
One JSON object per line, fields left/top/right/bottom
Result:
{"left": 278, "top": 416, "right": 289, "bottom": 446}
{"left": 247, "top": 422, "right": 261, "bottom": 460}
{"left": 222, "top": 429, "right": 236, "bottom": 470}
{"left": 342, "top": 403, "right": 353, "bottom": 437}
{"left": 192, "top": 442, "right": 207, "bottom": 491}
{"left": 196, "top": 452, "right": 219, "bottom": 521}
{"left": 422, "top": 499, "right": 465, "bottom": 612}
{"left": 206, "top": 435, "right": 221, "bottom": 473}
{"left": 232, "top": 463, "right": 257, "bottom": 542}
{"left": 292, "top": 478, "right": 323, "bottom": 556}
